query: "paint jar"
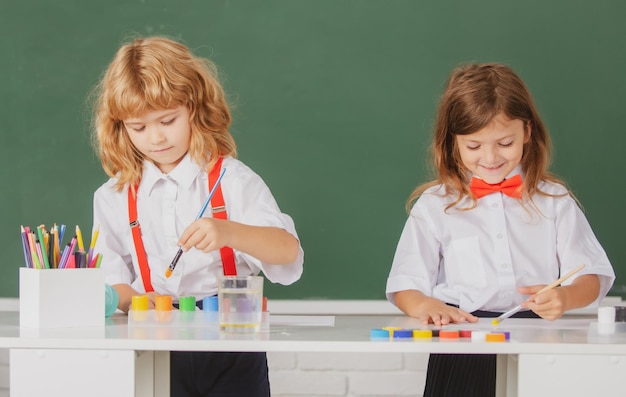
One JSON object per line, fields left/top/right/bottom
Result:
{"left": 202, "top": 295, "right": 219, "bottom": 323}
{"left": 218, "top": 276, "right": 263, "bottom": 333}
{"left": 178, "top": 296, "right": 196, "bottom": 322}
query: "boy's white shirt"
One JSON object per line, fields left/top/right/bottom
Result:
{"left": 93, "top": 154, "right": 303, "bottom": 300}
{"left": 386, "top": 167, "right": 615, "bottom": 313}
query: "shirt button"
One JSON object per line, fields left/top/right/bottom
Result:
{"left": 501, "top": 263, "right": 508, "bottom": 269}
{"left": 491, "top": 203, "right": 498, "bottom": 208}
{"left": 496, "top": 233, "right": 503, "bottom": 239}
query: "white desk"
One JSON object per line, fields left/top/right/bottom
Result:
{"left": 1, "top": 311, "right": 623, "bottom": 397}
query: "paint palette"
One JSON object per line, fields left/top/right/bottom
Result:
{"left": 370, "top": 327, "right": 510, "bottom": 342}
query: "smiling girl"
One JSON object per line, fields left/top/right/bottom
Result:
{"left": 386, "top": 63, "right": 614, "bottom": 396}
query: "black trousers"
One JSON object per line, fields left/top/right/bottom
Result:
{"left": 422, "top": 308, "right": 539, "bottom": 397}
{"left": 170, "top": 351, "right": 270, "bottom": 397}
{"left": 169, "top": 299, "right": 270, "bottom": 397}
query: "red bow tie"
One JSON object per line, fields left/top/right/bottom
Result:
{"left": 470, "top": 174, "right": 523, "bottom": 199}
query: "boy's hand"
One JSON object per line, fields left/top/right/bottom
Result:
{"left": 178, "top": 218, "right": 232, "bottom": 253}
{"left": 145, "top": 291, "right": 161, "bottom": 310}
{"left": 178, "top": 219, "right": 299, "bottom": 265}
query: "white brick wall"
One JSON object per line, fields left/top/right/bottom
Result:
{"left": 265, "top": 300, "right": 428, "bottom": 396}
{"left": 0, "top": 299, "right": 14, "bottom": 397}
{"left": 268, "top": 352, "right": 428, "bottom": 397}
{"left": 0, "top": 348, "right": 8, "bottom": 397}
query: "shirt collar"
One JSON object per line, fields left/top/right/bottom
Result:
{"left": 140, "top": 153, "right": 202, "bottom": 196}
{"left": 505, "top": 165, "right": 524, "bottom": 181}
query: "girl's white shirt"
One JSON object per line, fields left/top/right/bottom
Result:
{"left": 386, "top": 169, "right": 615, "bottom": 313}
{"left": 93, "top": 154, "right": 304, "bottom": 299}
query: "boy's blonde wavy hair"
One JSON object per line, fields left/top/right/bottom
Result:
{"left": 90, "top": 36, "right": 236, "bottom": 191}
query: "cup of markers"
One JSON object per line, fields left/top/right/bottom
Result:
{"left": 20, "top": 224, "right": 102, "bottom": 269}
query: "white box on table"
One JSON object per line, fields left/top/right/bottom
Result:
{"left": 19, "top": 267, "right": 104, "bottom": 328}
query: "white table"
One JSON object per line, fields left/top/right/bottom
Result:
{"left": 1, "top": 311, "right": 624, "bottom": 397}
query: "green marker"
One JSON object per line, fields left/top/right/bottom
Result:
{"left": 36, "top": 226, "right": 50, "bottom": 269}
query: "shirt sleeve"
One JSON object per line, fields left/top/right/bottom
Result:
{"left": 386, "top": 199, "right": 441, "bottom": 305}
{"left": 555, "top": 195, "right": 615, "bottom": 306}
{"left": 224, "top": 165, "right": 304, "bottom": 286}
{"left": 92, "top": 183, "right": 137, "bottom": 288}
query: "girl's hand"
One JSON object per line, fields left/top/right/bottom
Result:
{"left": 415, "top": 297, "right": 479, "bottom": 326}
{"left": 519, "top": 275, "right": 600, "bottom": 321}
{"left": 394, "top": 290, "right": 478, "bottom": 326}
{"left": 178, "top": 218, "right": 232, "bottom": 253}
{"left": 518, "top": 285, "right": 566, "bottom": 321}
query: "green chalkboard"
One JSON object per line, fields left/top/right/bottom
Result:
{"left": 1, "top": 1, "right": 625, "bottom": 300}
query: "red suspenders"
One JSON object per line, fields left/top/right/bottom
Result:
{"left": 128, "top": 188, "right": 154, "bottom": 292}
{"left": 127, "top": 157, "right": 236, "bottom": 292}
{"left": 209, "top": 159, "right": 237, "bottom": 276}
